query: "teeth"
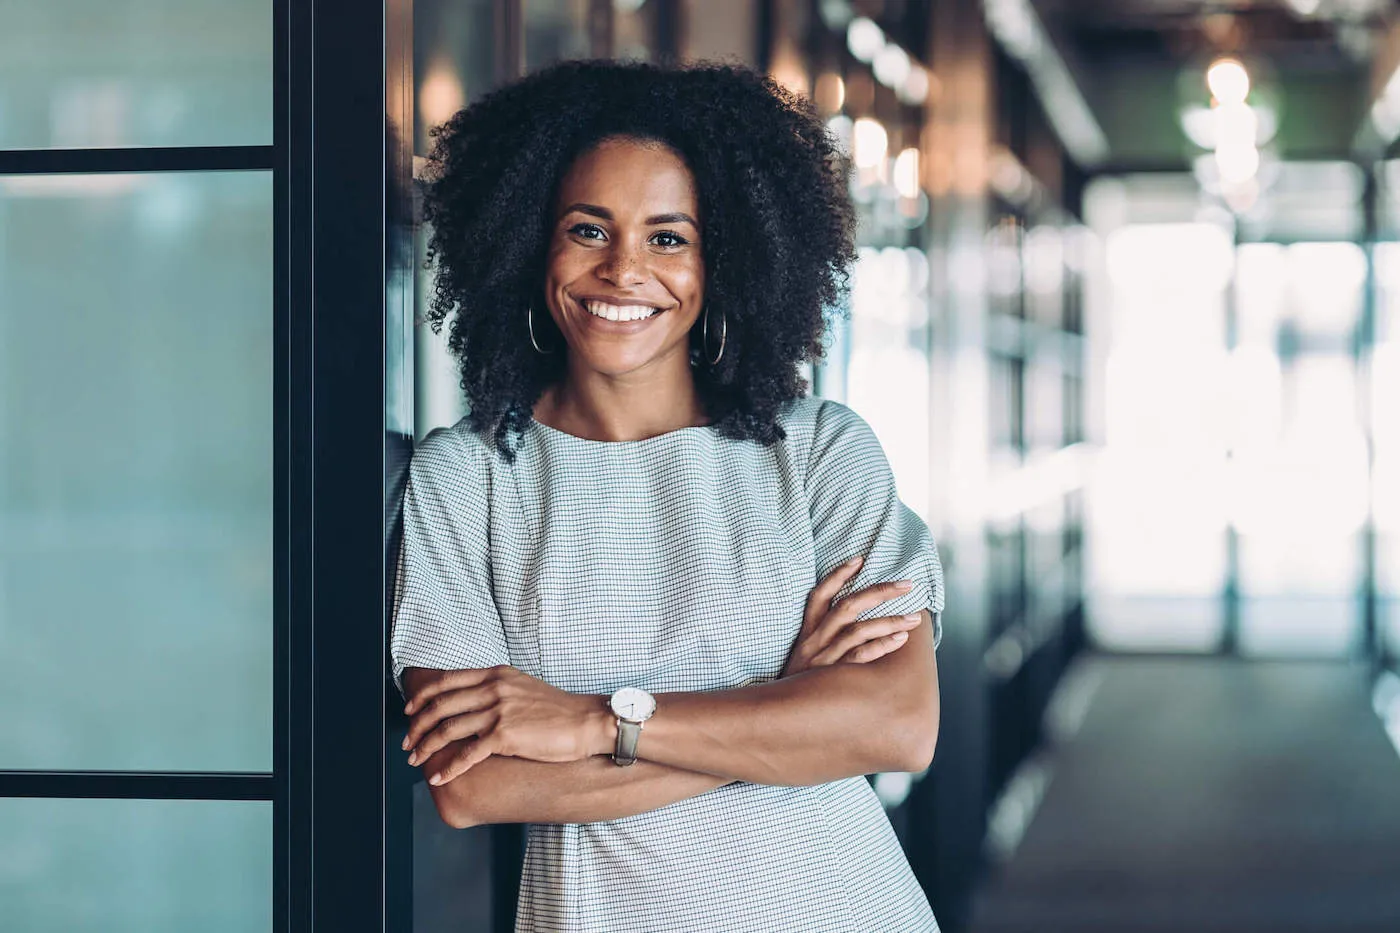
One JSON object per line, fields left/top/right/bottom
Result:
{"left": 585, "top": 299, "right": 660, "bottom": 322}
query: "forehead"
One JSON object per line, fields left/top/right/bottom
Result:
{"left": 556, "top": 137, "right": 698, "bottom": 212}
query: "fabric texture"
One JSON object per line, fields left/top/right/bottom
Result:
{"left": 391, "top": 395, "right": 944, "bottom": 933}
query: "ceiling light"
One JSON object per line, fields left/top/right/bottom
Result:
{"left": 873, "top": 44, "right": 911, "bottom": 89}
{"left": 1207, "top": 58, "right": 1250, "bottom": 105}
{"left": 846, "top": 17, "right": 885, "bottom": 64}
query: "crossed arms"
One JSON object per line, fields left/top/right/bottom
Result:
{"left": 399, "top": 562, "right": 939, "bottom": 829}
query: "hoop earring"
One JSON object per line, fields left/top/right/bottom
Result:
{"left": 702, "top": 305, "right": 727, "bottom": 366}
{"left": 527, "top": 305, "right": 555, "bottom": 355}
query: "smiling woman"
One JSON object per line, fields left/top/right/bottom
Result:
{"left": 394, "top": 60, "right": 947, "bottom": 933}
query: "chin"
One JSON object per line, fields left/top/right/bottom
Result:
{"left": 574, "top": 343, "right": 680, "bottom": 378}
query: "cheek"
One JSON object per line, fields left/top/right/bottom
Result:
{"left": 662, "top": 259, "right": 705, "bottom": 305}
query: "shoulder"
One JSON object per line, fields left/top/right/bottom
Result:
{"left": 779, "top": 396, "right": 881, "bottom": 458}
{"left": 408, "top": 418, "right": 497, "bottom": 489}
{"left": 774, "top": 396, "right": 888, "bottom": 489}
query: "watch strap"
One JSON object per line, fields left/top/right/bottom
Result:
{"left": 612, "top": 719, "right": 642, "bottom": 766}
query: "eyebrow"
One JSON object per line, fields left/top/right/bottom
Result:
{"left": 560, "top": 202, "right": 699, "bottom": 228}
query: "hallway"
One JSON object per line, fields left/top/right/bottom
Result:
{"left": 970, "top": 657, "right": 1400, "bottom": 933}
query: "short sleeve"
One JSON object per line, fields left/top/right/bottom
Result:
{"left": 806, "top": 401, "right": 946, "bottom": 648}
{"left": 389, "top": 426, "right": 510, "bottom": 696}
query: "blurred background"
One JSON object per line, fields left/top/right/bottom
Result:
{"left": 3, "top": 0, "right": 1399, "bottom": 931}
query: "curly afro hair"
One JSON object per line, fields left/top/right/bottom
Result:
{"left": 421, "top": 59, "right": 857, "bottom": 460}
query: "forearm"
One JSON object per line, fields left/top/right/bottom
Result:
{"left": 422, "top": 743, "right": 731, "bottom": 829}
{"left": 583, "top": 618, "right": 940, "bottom": 787}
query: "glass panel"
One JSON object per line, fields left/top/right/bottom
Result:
{"left": 0, "top": 171, "right": 273, "bottom": 771}
{"left": 0, "top": 0, "right": 272, "bottom": 150}
{"left": 0, "top": 798, "right": 271, "bottom": 931}
{"left": 526, "top": 0, "right": 591, "bottom": 71}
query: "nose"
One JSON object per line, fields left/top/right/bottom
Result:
{"left": 596, "top": 240, "right": 648, "bottom": 288}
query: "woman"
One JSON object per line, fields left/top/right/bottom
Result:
{"left": 391, "top": 60, "right": 946, "bottom": 932}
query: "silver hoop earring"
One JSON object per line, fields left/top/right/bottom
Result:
{"left": 702, "top": 305, "right": 727, "bottom": 366}
{"left": 527, "top": 305, "right": 555, "bottom": 355}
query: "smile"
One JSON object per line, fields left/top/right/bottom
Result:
{"left": 582, "top": 299, "right": 666, "bottom": 323}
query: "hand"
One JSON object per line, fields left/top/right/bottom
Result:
{"left": 782, "top": 555, "right": 923, "bottom": 677}
{"left": 402, "top": 666, "right": 609, "bottom": 785}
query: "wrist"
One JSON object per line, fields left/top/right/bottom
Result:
{"left": 584, "top": 696, "right": 616, "bottom": 757}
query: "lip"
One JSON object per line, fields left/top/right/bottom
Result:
{"left": 571, "top": 293, "right": 670, "bottom": 310}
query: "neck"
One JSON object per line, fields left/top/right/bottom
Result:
{"left": 535, "top": 358, "right": 709, "bottom": 443}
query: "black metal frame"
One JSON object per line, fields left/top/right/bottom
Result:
{"left": 0, "top": 2, "right": 415, "bottom": 930}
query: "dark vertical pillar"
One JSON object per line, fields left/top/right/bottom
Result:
{"left": 385, "top": 1, "right": 416, "bottom": 931}
{"left": 906, "top": 1, "right": 995, "bottom": 929}
{"left": 652, "top": 0, "right": 683, "bottom": 63}
{"left": 495, "top": 0, "right": 524, "bottom": 82}
{"left": 304, "top": 0, "right": 393, "bottom": 929}
{"left": 1361, "top": 166, "right": 1381, "bottom": 666}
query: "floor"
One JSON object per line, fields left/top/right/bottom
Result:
{"left": 968, "top": 656, "right": 1400, "bottom": 933}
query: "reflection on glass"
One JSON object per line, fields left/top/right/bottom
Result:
{"left": 415, "top": 0, "right": 496, "bottom": 155}
{"left": 527, "top": 0, "right": 592, "bottom": 70}
{"left": 0, "top": 171, "right": 273, "bottom": 770}
{"left": 0, "top": 0, "right": 271, "bottom": 150}
{"left": 0, "top": 798, "right": 271, "bottom": 931}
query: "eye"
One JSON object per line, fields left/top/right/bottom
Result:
{"left": 569, "top": 223, "right": 606, "bottom": 241}
{"left": 651, "top": 230, "right": 689, "bottom": 248}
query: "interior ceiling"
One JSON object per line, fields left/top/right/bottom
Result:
{"left": 1029, "top": 0, "right": 1400, "bottom": 168}
{"left": 1041, "top": 0, "right": 1391, "bottom": 67}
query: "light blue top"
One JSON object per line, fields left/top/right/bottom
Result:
{"left": 391, "top": 395, "right": 944, "bottom": 932}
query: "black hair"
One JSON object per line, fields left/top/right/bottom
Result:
{"left": 421, "top": 59, "right": 856, "bottom": 460}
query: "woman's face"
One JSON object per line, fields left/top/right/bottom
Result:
{"left": 544, "top": 136, "right": 705, "bottom": 380}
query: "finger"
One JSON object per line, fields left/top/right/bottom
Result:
{"left": 839, "top": 630, "right": 911, "bottom": 664}
{"left": 429, "top": 736, "right": 495, "bottom": 786}
{"left": 405, "top": 666, "right": 504, "bottom": 716}
{"left": 408, "top": 710, "right": 495, "bottom": 766}
{"left": 825, "top": 579, "right": 917, "bottom": 629}
{"left": 404, "top": 682, "right": 499, "bottom": 750}
{"left": 811, "top": 614, "right": 921, "bottom": 667}
{"left": 803, "top": 555, "right": 865, "bottom": 628}
{"left": 806, "top": 579, "right": 916, "bottom": 650}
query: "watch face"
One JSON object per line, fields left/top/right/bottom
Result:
{"left": 610, "top": 687, "right": 656, "bottom": 722}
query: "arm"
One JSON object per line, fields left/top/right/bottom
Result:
{"left": 406, "top": 560, "right": 925, "bottom": 827}
{"left": 406, "top": 607, "right": 938, "bottom": 794}
{"left": 593, "top": 609, "right": 939, "bottom": 786}
{"left": 405, "top": 667, "right": 731, "bottom": 829}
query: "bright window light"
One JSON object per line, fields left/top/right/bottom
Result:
{"left": 893, "top": 147, "right": 920, "bottom": 199}
{"left": 851, "top": 117, "right": 887, "bottom": 170}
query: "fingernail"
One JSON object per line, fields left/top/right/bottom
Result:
{"left": 846, "top": 555, "right": 864, "bottom": 567}
{"left": 896, "top": 580, "right": 914, "bottom": 590}
{"left": 404, "top": 704, "right": 414, "bottom": 714}
{"left": 903, "top": 614, "right": 921, "bottom": 623}
{"left": 407, "top": 753, "right": 417, "bottom": 766}
{"left": 891, "top": 631, "right": 909, "bottom": 642}
{"left": 401, "top": 738, "right": 410, "bottom": 750}
{"left": 429, "top": 773, "right": 442, "bottom": 785}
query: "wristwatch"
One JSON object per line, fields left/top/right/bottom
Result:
{"left": 608, "top": 687, "right": 656, "bottom": 766}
